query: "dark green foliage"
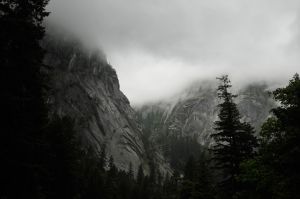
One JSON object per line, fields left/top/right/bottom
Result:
{"left": 128, "top": 162, "right": 134, "bottom": 180}
{"left": 44, "top": 116, "right": 83, "bottom": 198}
{"left": 236, "top": 158, "right": 279, "bottom": 199}
{"left": 179, "top": 153, "right": 215, "bottom": 199}
{"left": 3, "top": 0, "right": 299, "bottom": 198}
{"left": 184, "top": 156, "right": 196, "bottom": 181}
{"left": 211, "top": 75, "right": 257, "bottom": 198}
{"left": 193, "top": 153, "right": 215, "bottom": 199}
{"left": 0, "top": 1, "right": 153, "bottom": 198}
{"left": 180, "top": 156, "right": 196, "bottom": 199}
{"left": 237, "top": 74, "right": 300, "bottom": 199}
{"left": 99, "top": 143, "right": 107, "bottom": 171}
{"left": 162, "top": 171, "right": 180, "bottom": 199}
{"left": 163, "top": 135, "right": 204, "bottom": 172}
{"left": 0, "top": 0, "right": 50, "bottom": 198}
{"left": 137, "top": 164, "right": 145, "bottom": 184}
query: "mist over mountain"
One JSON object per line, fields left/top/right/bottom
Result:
{"left": 135, "top": 81, "right": 275, "bottom": 170}
{"left": 2, "top": 0, "right": 300, "bottom": 198}
{"left": 46, "top": 0, "right": 300, "bottom": 105}
{"left": 41, "top": 26, "right": 276, "bottom": 177}
{"left": 41, "top": 31, "right": 173, "bottom": 175}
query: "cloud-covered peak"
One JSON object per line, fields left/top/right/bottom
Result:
{"left": 47, "top": 0, "right": 300, "bottom": 105}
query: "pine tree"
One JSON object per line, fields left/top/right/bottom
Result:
{"left": 183, "top": 156, "right": 196, "bottom": 181}
{"left": 0, "top": 1, "right": 50, "bottom": 198}
{"left": 211, "top": 75, "right": 257, "bottom": 198}
{"left": 104, "top": 156, "right": 118, "bottom": 199}
{"left": 128, "top": 162, "right": 134, "bottom": 180}
{"left": 137, "top": 164, "right": 145, "bottom": 185}
{"left": 192, "top": 152, "right": 214, "bottom": 199}
{"left": 108, "top": 155, "right": 118, "bottom": 178}
{"left": 45, "top": 115, "right": 83, "bottom": 198}
{"left": 236, "top": 74, "right": 300, "bottom": 199}
{"left": 254, "top": 74, "right": 300, "bottom": 198}
{"left": 134, "top": 164, "right": 146, "bottom": 199}
{"left": 180, "top": 156, "right": 196, "bottom": 199}
{"left": 99, "top": 144, "right": 107, "bottom": 171}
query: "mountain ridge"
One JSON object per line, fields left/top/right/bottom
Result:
{"left": 135, "top": 82, "right": 276, "bottom": 170}
{"left": 43, "top": 34, "right": 147, "bottom": 173}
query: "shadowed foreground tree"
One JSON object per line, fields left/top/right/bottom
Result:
{"left": 237, "top": 74, "right": 300, "bottom": 199}
{"left": 211, "top": 75, "right": 257, "bottom": 198}
{"left": 0, "top": 1, "right": 169, "bottom": 198}
{"left": 0, "top": 0, "right": 50, "bottom": 198}
{"left": 180, "top": 154, "right": 214, "bottom": 199}
{"left": 5, "top": 1, "right": 299, "bottom": 199}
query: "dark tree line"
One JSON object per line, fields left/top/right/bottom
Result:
{"left": 162, "top": 135, "right": 204, "bottom": 172}
{"left": 1, "top": 0, "right": 300, "bottom": 198}
{"left": 236, "top": 74, "right": 300, "bottom": 199}
{"left": 163, "top": 74, "right": 300, "bottom": 199}
{"left": 1, "top": 0, "right": 51, "bottom": 198}
{"left": 0, "top": 1, "right": 171, "bottom": 198}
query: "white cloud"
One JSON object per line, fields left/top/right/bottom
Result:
{"left": 46, "top": 0, "right": 300, "bottom": 105}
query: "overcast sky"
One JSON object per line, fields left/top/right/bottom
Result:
{"left": 46, "top": 0, "right": 300, "bottom": 105}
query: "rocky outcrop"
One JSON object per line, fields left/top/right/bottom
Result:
{"left": 136, "top": 82, "right": 276, "bottom": 146}
{"left": 43, "top": 35, "right": 146, "bottom": 173}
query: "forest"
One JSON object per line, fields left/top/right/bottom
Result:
{"left": 1, "top": 1, "right": 300, "bottom": 199}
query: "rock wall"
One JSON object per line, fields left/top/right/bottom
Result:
{"left": 136, "top": 82, "right": 276, "bottom": 146}
{"left": 43, "top": 35, "right": 146, "bottom": 172}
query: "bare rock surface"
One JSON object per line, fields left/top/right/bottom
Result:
{"left": 43, "top": 35, "right": 146, "bottom": 173}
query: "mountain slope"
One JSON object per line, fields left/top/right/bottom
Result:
{"left": 42, "top": 35, "right": 146, "bottom": 172}
{"left": 136, "top": 82, "right": 275, "bottom": 169}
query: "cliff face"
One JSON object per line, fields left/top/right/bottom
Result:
{"left": 136, "top": 82, "right": 276, "bottom": 146}
{"left": 43, "top": 35, "right": 145, "bottom": 172}
{"left": 41, "top": 34, "right": 272, "bottom": 173}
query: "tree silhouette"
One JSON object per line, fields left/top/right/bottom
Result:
{"left": 211, "top": 75, "right": 257, "bottom": 198}
{"left": 1, "top": 0, "right": 50, "bottom": 198}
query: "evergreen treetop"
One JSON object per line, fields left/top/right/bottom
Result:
{"left": 211, "top": 75, "right": 257, "bottom": 198}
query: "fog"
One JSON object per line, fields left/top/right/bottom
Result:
{"left": 46, "top": 0, "right": 300, "bottom": 105}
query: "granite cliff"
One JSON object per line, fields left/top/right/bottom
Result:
{"left": 136, "top": 82, "right": 275, "bottom": 151}
{"left": 42, "top": 35, "right": 147, "bottom": 173}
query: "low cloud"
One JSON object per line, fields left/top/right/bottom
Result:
{"left": 46, "top": 0, "right": 300, "bottom": 105}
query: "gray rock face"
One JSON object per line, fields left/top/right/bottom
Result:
{"left": 43, "top": 35, "right": 145, "bottom": 172}
{"left": 136, "top": 82, "right": 276, "bottom": 146}
{"left": 237, "top": 84, "right": 275, "bottom": 130}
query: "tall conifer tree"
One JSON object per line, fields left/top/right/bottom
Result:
{"left": 1, "top": 1, "right": 50, "bottom": 198}
{"left": 211, "top": 75, "right": 257, "bottom": 198}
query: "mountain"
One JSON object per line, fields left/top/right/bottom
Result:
{"left": 41, "top": 32, "right": 274, "bottom": 174}
{"left": 42, "top": 34, "right": 149, "bottom": 173}
{"left": 135, "top": 81, "right": 275, "bottom": 170}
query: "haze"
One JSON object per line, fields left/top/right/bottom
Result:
{"left": 46, "top": 0, "right": 300, "bottom": 105}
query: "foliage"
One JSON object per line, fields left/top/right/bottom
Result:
{"left": 180, "top": 154, "right": 215, "bottom": 199}
{"left": 165, "top": 135, "right": 204, "bottom": 172}
{"left": 1, "top": 0, "right": 50, "bottom": 198}
{"left": 2, "top": 0, "right": 299, "bottom": 198}
{"left": 237, "top": 74, "right": 300, "bottom": 199}
{"left": 210, "top": 75, "right": 257, "bottom": 198}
